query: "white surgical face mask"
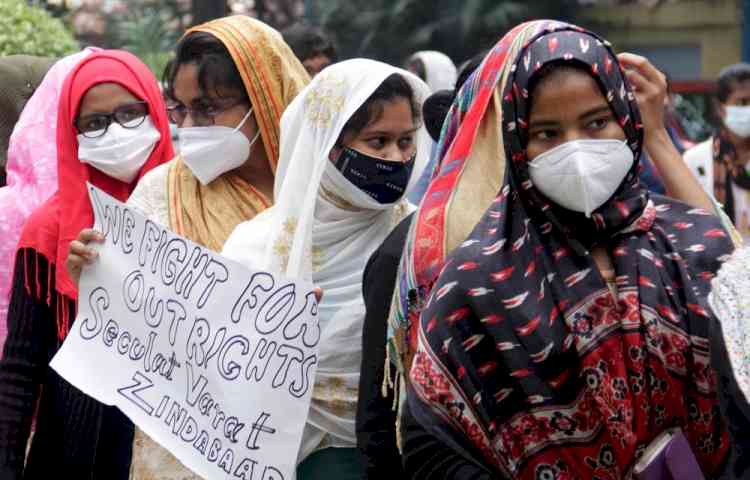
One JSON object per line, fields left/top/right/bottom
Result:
{"left": 724, "top": 105, "right": 750, "bottom": 138}
{"left": 77, "top": 117, "right": 161, "bottom": 183}
{"left": 179, "top": 109, "right": 259, "bottom": 185}
{"left": 528, "top": 139, "right": 634, "bottom": 218}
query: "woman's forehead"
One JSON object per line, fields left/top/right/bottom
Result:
{"left": 172, "top": 62, "right": 246, "bottom": 104}
{"left": 529, "top": 68, "right": 607, "bottom": 115}
{"left": 78, "top": 82, "right": 140, "bottom": 116}
{"left": 507, "top": 30, "right": 624, "bottom": 114}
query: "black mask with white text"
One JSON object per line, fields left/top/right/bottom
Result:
{"left": 333, "top": 146, "right": 415, "bottom": 204}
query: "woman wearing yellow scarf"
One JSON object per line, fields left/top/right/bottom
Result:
{"left": 65, "top": 15, "right": 310, "bottom": 480}
{"left": 128, "top": 15, "right": 309, "bottom": 252}
{"left": 128, "top": 15, "right": 310, "bottom": 479}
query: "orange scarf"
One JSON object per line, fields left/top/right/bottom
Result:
{"left": 168, "top": 16, "right": 309, "bottom": 249}
{"left": 168, "top": 157, "right": 271, "bottom": 251}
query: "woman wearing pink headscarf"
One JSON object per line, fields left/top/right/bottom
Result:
{"left": 0, "top": 49, "right": 96, "bottom": 351}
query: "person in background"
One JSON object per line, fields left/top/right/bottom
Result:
{"left": 356, "top": 56, "right": 484, "bottom": 478}
{"left": 406, "top": 50, "right": 457, "bottom": 92}
{"left": 282, "top": 22, "right": 338, "bottom": 77}
{"left": 221, "top": 59, "right": 431, "bottom": 480}
{"left": 685, "top": 63, "right": 750, "bottom": 240}
{"left": 0, "top": 49, "right": 95, "bottom": 354}
{"left": 0, "top": 55, "right": 56, "bottom": 187}
{"left": 0, "top": 49, "right": 174, "bottom": 480}
{"left": 356, "top": 84, "right": 455, "bottom": 478}
{"left": 396, "top": 20, "right": 735, "bottom": 478}
{"left": 66, "top": 15, "right": 309, "bottom": 480}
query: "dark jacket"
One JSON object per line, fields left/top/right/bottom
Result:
{"left": 356, "top": 214, "right": 493, "bottom": 479}
{"left": 0, "top": 251, "right": 134, "bottom": 480}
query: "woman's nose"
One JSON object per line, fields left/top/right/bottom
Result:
{"left": 380, "top": 144, "right": 403, "bottom": 162}
{"left": 181, "top": 112, "right": 196, "bottom": 128}
{"left": 561, "top": 128, "right": 587, "bottom": 144}
{"left": 391, "top": 146, "right": 415, "bottom": 163}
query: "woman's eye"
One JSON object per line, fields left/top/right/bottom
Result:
{"left": 83, "top": 117, "right": 107, "bottom": 132}
{"left": 532, "top": 129, "right": 557, "bottom": 141}
{"left": 367, "top": 137, "right": 386, "bottom": 149}
{"left": 196, "top": 102, "right": 218, "bottom": 116}
{"left": 119, "top": 109, "right": 140, "bottom": 122}
{"left": 587, "top": 117, "right": 609, "bottom": 130}
{"left": 398, "top": 137, "right": 414, "bottom": 149}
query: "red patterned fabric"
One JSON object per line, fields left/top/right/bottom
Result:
{"left": 406, "top": 21, "right": 734, "bottom": 479}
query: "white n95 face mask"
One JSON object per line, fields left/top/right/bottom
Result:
{"left": 77, "top": 118, "right": 161, "bottom": 183}
{"left": 528, "top": 139, "right": 634, "bottom": 218}
{"left": 179, "top": 108, "right": 260, "bottom": 185}
{"left": 724, "top": 105, "right": 750, "bottom": 138}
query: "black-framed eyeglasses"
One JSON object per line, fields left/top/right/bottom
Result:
{"left": 75, "top": 101, "right": 150, "bottom": 139}
{"left": 166, "top": 97, "right": 248, "bottom": 127}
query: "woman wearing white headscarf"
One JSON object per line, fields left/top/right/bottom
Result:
{"left": 406, "top": 50, "right": 457, "bottom": 92}
{"left": 222, "top": 58, "right": 430, "bottom": 479}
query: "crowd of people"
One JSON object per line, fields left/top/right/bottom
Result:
{"left": 0, "top": 13, "right": 747, "bottom": 480}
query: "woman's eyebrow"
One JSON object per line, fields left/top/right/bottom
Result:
{"left": 528, "top": 119, "right": 558, "bottom": 130}
{"left": 189, "top": 96, "right": 212, "bottom": 107}
{"left": 579, "top": 105, "right": 612, "bottom": 120}
{"left": 361, "top": 127, "right": 419, "bottom": 136}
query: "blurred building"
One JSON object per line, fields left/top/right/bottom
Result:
{"left": 577, "top": 0, "right": 743, "bottom": 140}
{"left": 578, "top": 0, "right": 742, "bottom": 81}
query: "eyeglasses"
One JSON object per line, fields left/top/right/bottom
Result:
{"left": 166, "top": 97, "right": 248, "bottom": 127}
{"left": 75, "top": 101, "right": 150, "bottom": 138}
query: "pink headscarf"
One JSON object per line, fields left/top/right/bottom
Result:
{"left": 0, "top": 48, "right": 97, "bottom": 350}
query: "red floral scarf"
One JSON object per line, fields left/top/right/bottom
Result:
{"left": 406, "top": 21, "right": 733, "bottom": 479}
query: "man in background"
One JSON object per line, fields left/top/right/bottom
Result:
{"left": 282, "top": 22, "right": 337, "bottom": 77}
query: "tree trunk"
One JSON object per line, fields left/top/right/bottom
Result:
{"left": 191, "top": 0, "right": 227, "bottom": 26}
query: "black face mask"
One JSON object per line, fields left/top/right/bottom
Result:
{"left": 333, "top": 146, "right": 415, "bottom": 204}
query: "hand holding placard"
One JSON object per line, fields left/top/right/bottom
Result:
{"left": 51, "top": 184, "right": 319, "bottom": 480}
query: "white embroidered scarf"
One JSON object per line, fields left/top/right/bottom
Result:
{"left": 221, "top": 58, "right": 431, "bottom": 463}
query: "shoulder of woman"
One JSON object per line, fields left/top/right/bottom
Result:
{"left": 138, "top": 158, "right": 176, "bottom": 187}
{"left": 126, "top": 159, "right": 175, "bottom": 223}
{"left": 128, "top": 159, "right": 174, "bottom": 203}
{"left": 642, "top": 196, "right": 733, "bottom": 289}
{"left": 221, "top": 207, "right": 276, "bottom": 262}
{"left": 650, "top": 194, "right": 727, "bottom": 235}
{"left": 19, "top": 195, "right": 58, "bottom": 239}
{"left": 682, "top": 138, "right": 713, "bottom": 163}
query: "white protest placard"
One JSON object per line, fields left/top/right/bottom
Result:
{"left": 51, "top": 184, "right": 320, "bottom": 480}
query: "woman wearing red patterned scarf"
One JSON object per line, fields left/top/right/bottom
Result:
{"left": 400, "top": 21, "right": 737, "bottom": 479}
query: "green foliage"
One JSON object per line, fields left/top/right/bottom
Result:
{"left": 0, "top": 0, "right": 77, "bottom": 57}
{"left": 317, "top": 0, "right": 573, "bottom": 66}
{"left": 116, "top": 4, "right": 181, "bottom": 77}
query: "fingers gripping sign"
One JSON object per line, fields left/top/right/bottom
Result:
{"left": 52, "top": 184, "right": 320, "bottom": 480}
{"left": 66, "top": 228, "right": 104, "bottom": 287}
